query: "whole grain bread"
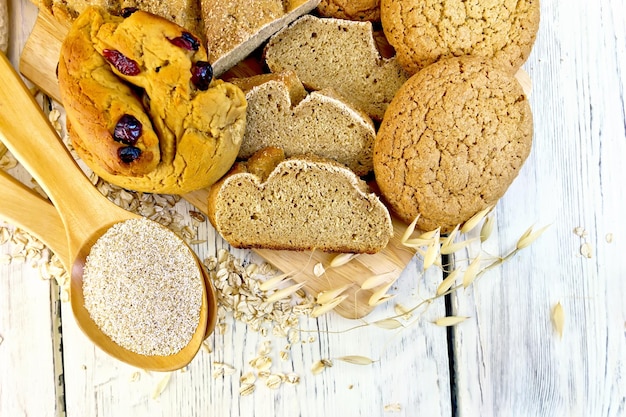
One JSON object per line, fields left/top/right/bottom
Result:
{"left": 230, "top": 71, "right": 376, "bottom": 176}
{"left": 39, "top": 0, "right": 204, "bottom": 37}
{"left": 207, "top": 147, "right": 393, "bottom": 254}
{"left": 201, "top": 0, "right": 320, "bottom": 76}
{"left": 263, "top": 15, "right": 410, "bottom": 120}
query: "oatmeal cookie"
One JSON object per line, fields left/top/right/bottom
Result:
{"left": 317, "top": 0, "right": 380, "bottom": 22}
{"left": 373, "top": 56, "right": 533, "bottom": 232}
{"left": 380, "top": 0, "right": 540, "bottom": 74}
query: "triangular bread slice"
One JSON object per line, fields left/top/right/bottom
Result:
{"left": 201, "top": 0, "right": 321, "bottom": 76}
{"left": 263, "top": 14, "right": 410, "bottom": 120}
{"left": 207, "top": 147, "right": 393, "bottom": 254}
{"left": 231, "top": 71, "right": 376, "bottom": 176}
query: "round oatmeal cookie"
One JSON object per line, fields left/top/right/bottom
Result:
{"left": 373, "top": 56, "right": 533, "bottom": 233}
{"left": 380, "top": 0, "right": 540, "bottom": 74}
{"left": 317, "top": 0, "right": 380, "bottom": 22}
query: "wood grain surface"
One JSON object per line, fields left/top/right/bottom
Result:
{"left": 2, "top": 0, "right": 625, "bottom": 416}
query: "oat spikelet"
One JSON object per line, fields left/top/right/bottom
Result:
{"left": 369, "top": 293, "right": 396, "bottom": 306}
{"left": 311, "top": 294, "right": 349, "bottom": 318}
{"left": 316, "top": 284, "right": 351, "bottom": 305}
{"left": 151, "top": 372, "right": 172, "bottom": 399}
{"left": 462, "top": 254, "right": 482, "bottom": 288}
{"left": 440, "top": 238, "right": 478, "bottom": 255}
{"left": 434, "top": 316, "right": 469, "bottom": 327}
{"left": 360, "top": 270, "right": 397, "bottom": 290}
{"left": 259, "top": 272, "right": 293, "bottom": 291}
{"left": 440, "top": 224, "right": 460, "bottom": 250}
{"left": 337, "top": 355, "right": 375, "bottom": 365}
{"left": 461, "top": 206, "right": 493, "bottom": 234}
{"left": 417, "top": 228, "right": 440, "bottom": 241}
{"left": 311, "top": 359, "right": 332, "bottom": 375}
{"left": 402, "top": 237, "right": 435, "bottom": 248}
{"left": 516, "top": 224, "right": 550, "bottom": 249}
{"left": 401, "top": 214, "right": 420, "bottom": 243}
{"left": 422, "top": 229, "right": 441, "bottom": 270}
{"left": 368, "top": 280, "right": 396, "bottom": 306}
{"left": 373, "top": 318, "right": 403, "bottom": 329}
{"left": 329, "top": 253, "right": 358, "bottom": 268}
{"left": 264, "top": 282, "right": 306, "bottom": 304}
{"left": 552, "top": 302, "right": 565, "bottom": 338}
{"left": 436, "top": 268, "right": 461, "bottom": 295}
{"left": 480, "top": 215, "right": 495, "bottom": 242}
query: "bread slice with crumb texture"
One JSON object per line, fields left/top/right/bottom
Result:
{"left": 230, "top": 71, "right": 376, "bottom": 176}
{"left": 201, "top": 0, "right": 320, "bottom": 76}
{"left": 263, "top": 15, "right": 410, "bottom": 120}
{"left": 207, "top": 147, "right": 393, "bottom": 254}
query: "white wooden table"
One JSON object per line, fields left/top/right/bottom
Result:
{"left": 1, "top": 0, "right": 625, "bottom": 416}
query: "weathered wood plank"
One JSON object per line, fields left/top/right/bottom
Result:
{"left": 451, "top": 0, "right": 626, "bottom": 415}
{"left": 0, "top": 3, "right": 61, "bottom": 416}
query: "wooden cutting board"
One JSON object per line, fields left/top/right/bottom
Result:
{"left": 19, "top": 8, "right": 417, "bottom": 319}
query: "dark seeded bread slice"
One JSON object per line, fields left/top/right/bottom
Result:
{"left": 207, "top": 147, "right": 393, "bottom": 254}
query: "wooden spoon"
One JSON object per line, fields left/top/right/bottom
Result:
{"left": 0, "top": 53, "right": 209, "bottom": 371}
{"left": 0, "top": 170, "right": 218, "bottom": 339}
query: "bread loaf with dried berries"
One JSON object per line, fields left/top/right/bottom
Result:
{"left": 58, "top": 6, "right": 247, "bottom": 194}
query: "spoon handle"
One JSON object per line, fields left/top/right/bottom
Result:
{"left": 0, "top": 170, "right": 70, "bottom": 270}
{"left": 0, "top": 54, "right": 123, "bottom": 233}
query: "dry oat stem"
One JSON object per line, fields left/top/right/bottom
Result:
{"left": 434, "top": 316, "right": 469, "bottom": 327}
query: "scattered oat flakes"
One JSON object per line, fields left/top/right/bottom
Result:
{"left": 129, "top": 371, "right": 141, "bottom": 382}
{"left": 313, "top": 262, "right": 325, "bottom": 277}
{"left": 573, "top": 227, "right": 587, "bottom": 238}
{"left": 239, "top": 383, "right": 256, "bottom": 396}
{"left": 249, "top": 355, "right": 272, "bottom": 371}
{"left": 265, "top": 374, "right": 283, "bottom": 390}
{"left": 284, "top": 373, "right": 300, "bottom": 385}
{"left": 384, "top": 403, "right": 402, "bottom": 412}
{"left": 606, "top": 233, "right": 614, "bottom": 243}
{"left": 240, "top": 372, "right": 256, "bottom": 385}
{"left": 580, "top": 242, "right": 593, "bottom": 258}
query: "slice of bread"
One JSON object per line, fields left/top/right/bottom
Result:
{"left": 263, "top": 14, "right": 410, "bottom": 120}
{"left": 207, "top": 147, "right": 393, "bottom": 254}
{"left": 39, "top": 0, "right": 204, "bottom": 37}
{"left": 230, "top": 71, "right": 376, "bottom": 176}
{"left": 201, "top": 0, "right": 320, "bottom": 76}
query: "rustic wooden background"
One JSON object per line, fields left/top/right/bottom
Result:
{"left": 1, "top": 0, "right": 625, "bottom": 416}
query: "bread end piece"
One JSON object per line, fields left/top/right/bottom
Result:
{"left": 208, "top": 147, "right": 392, "bottom": 254}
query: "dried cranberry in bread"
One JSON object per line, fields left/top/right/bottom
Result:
{"left": 207, "top": 147, "right": 393, "bottom": 254}
{"left": 58, "top": 7, "right": 247, "bottom": 194}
